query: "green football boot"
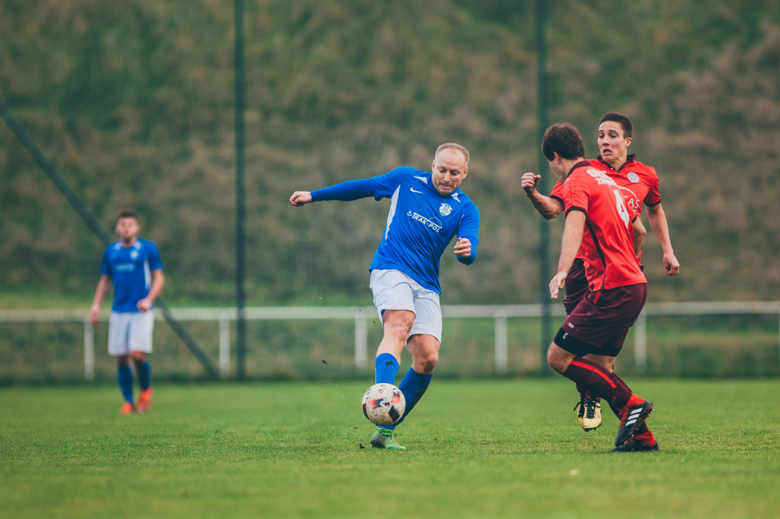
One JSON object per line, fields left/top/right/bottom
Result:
{"left": 370, "top": 427, "right": 406, "bottom": 450}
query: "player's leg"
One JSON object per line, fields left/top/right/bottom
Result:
{"left": 374, "top": 310, "right": 414, "bottom": 384}
{"left": 577, "top": 353, "right": 616, "bottom": 431}
{"left": 388, "top": 287, "right": 442, "bottom": 429}
{"left": 553, "top": 285, "right": 654, "bottom": 448}
{"left": 108, "top": 312, "right": 136, "bottom": 414}
{"left": 370, "top": 270, "right": 417, "bottom": 386}
{"left": 391, "top": 333, "right": 438, "bottom": 428}
{"left": 370, "top": 310, "right": 413, "bottom": 450}
{"left": 369, "top": 270, "right": 416, "bottom": 450}
{"left": 562, "top": 259, "right": 593, "bottom": 429}
{"left": 128, "top": 310, "right": 155, "bottom": 413}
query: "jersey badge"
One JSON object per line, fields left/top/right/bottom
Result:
{"left": 130, "top": 250, "right": 139, "bottom": 259}
{"left": 439, "top": 203, "right": 453, "bottom": 217}
{"left": 627, "top": 172, "right": 640, "bottom": 183}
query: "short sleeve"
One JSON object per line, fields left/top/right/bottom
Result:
{"left": 563, "top": 172, "right": 591, "bottom": 216}
{"left": 643, "top": 167, "right": 662, "bottom": 206}
{"left": 369, "top": 167, "right": 413, "bottom": 200}
{"left": 100, "top": 248, "right": 111, "bottom": 276}
{"left": 147, "top": 243, "right": 163, "bottom": 271}
{"left": 549, "top": 181, "right": 564, "bottom": 205}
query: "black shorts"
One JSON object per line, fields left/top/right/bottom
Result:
{"left": 554, "top": 283, "right": 647, "bottom": 357}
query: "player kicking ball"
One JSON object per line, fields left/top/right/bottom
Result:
{"left": 541, "top": 124, "right": 658, "bottom": 452}
{"left": 290, "top": 144, "right": 481, "bottom": 450}
{"left": 89, "top": 211, "right": 164, "bottom": 415}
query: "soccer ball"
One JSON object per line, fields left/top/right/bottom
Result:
{"left": 361, "top": 383, "right": 406, "bottom": 426}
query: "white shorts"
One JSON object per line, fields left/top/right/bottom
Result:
{"left": 108, "top": 311, "right": 155, "bottom": 356}
{"left": 369, "top": 269, "right": 442, "bottom": 343}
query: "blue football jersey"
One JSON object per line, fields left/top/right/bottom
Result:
{"left": 312, "top": 167, "right": 480, "bottom": 294}
{"left": 100, "top": 238, "right": 163, "bottom": 313}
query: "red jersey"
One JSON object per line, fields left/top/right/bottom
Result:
{"left": 594, "top": 154, "right": 661, "bottom": 218}
{"left": 551, "top": 154, "right": 660, "bottom": 262}
{"left": 562, "top": 161, "right": 646, "bottom": 292}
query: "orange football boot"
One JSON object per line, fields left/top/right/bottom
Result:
{"left": 119, "top": 401, "right": 137, "bottom": 415}
{"left": 138, "top": 388, "right": 153, "bottom": 413}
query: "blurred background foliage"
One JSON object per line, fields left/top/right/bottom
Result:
{"left": 2, "top": 0, "right": 780, "bottom": 307}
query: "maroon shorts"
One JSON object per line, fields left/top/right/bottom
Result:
{"left": 563, "top": 258, "right": 588, "bottom": 315}
{"left": 554, "top": 283, "right": 647, "bottom": 357}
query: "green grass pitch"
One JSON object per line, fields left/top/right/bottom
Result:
{"left": 2, "top": 379, "right": 779, "bottom": 518}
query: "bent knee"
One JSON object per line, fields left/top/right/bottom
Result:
{"left": 546, "top": 346, "right": 568, "bottom": 374}
{"left": 419, "top": 352, "right": 438, "bottom": 374}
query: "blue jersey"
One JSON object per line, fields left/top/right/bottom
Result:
{"left": 100, "top": 238, "right": 163, "bottom": 313}
{"left": 311, "top": 167, "right": 480, "bottom": 294}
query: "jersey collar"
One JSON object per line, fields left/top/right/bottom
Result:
{"left": 565, "top": 160, "right": 592, "bottom": 180}
{"left": 596, "top": 153, "right": 635, "bottom": 172}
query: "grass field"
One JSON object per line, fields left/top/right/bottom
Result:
{"left": 2, "top": 379, "right": 779, "bottom": 518}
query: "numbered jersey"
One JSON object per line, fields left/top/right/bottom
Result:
{"left": 562, "top": 161, "right": 646, "bottom": 292}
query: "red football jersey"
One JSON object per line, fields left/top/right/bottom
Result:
{"left": 562, "top": 161, "right": 647, "bottom": 291}
{"left": 594, "top": 154, "right": 661, "bottom": 217}
{"left": 552, "top": 154, "right": 659, "bottom": 262}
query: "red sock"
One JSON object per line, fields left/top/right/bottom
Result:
{"left": 610, "top": 373, "right": 649, "bottom": 434}
{"left": 632, "top": 430, "right": 656, "bottom": 446}
{"left": 562, "top": 358, "right": 632, "bottom": 409}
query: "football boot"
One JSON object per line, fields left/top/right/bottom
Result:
{"left": 119, "top": 402, "right": 137, "bottom": 415}
{"left": 138, "top": 388, "right": 153, "bottom": 414}
{"left": 370, "top": 427, "right": 406, "bottom": 450}
{"left": 582, "top": 396, "right": 602, "bottom": 431}
{"left": 615, "top": 396, "right": 653, "bottom": 446}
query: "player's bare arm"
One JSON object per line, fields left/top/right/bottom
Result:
{"left": 522, "top": 172, "right": 564, "bottom": 219}
{"left": 632, "top": 218, "right": 646, "bottom": 258}
{"left": 137, "top": 270, "right": 165, "bottom": 312}
{"left": 89, "top": 274, "right": 112, "bottom": 324}
{"left": 289, "top": 191, "right": 313, "bottom": 207}
{"left": 453, "top": 237, "right": 471, "bottom": 258}
{"left": 550, "top": 210, "right": 586, "bottom": 299}
{"left": 645, "top": 203, "right": 680, "bottom": 275}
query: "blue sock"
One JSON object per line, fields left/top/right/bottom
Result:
{"left": 117, "top": 365, "right": 134, "bottom": 403}
{"left": 390, "top": 368, "right": 433, "bottom": 428}
{"left": 375, "top": 353, "right": 400, "bottom": 385}
{"left": 135, "top": 360, "right": 151, "bottom": 391}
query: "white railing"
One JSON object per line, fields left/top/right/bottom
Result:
{"left": 1, "top": 302, "right": 779, "bottom": 380}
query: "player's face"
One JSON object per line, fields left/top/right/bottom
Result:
{"left": 431, "top": 149, "right": 468, "bottom": 195}
{"left": 115, "top": 217, "right": 139, "bottom": 244}
{"left": 598, "top": 121, "right": 632, "bottom": 162}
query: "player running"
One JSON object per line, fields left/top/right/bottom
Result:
{"left": 289, "top": 144, "right": 480, "bottom": 450}
{"left": 521, "top": 112, "right": 679, "bottom": 432}
{"left": 541, "top": 123, "right": 658, "bottom": 452}
{"left": 89, "top": 211, "right": 164, "bottom": 415}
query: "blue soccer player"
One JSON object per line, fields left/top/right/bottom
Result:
{"left": 290, "top": 143, "right": 480, "bottom": 450}
{"left": 89, "top": 211, "right": 164, "bottom": 414}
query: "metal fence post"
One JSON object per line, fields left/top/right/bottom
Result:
{"left": 635, "top": 312, "right": 647, "bottom": 372}
{"left": 494, "top": 314, "right": 508, "bottom": 374}
{"left": 354, "top": 314, "right": 368, "bottom": 371}
{"left": 219, "top": 316, "right": 231, "bottom": 378}
{"left": 84, "top": 317, "right": 94, "bottom": 382}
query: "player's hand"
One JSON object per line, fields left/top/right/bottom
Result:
{"left": 454, "top": 238, "right": 472, "bottom": 258}
{"left": 137, "top": 298, "right": 152, "bottom": 312}
{"left": 521, "top": 173, "right": 541, "bottom": 195}
{"left": 663, "top": 251, "right": 680, "bottom": 276}
{"left": 549, "top": 271, "right": 567, "bottom": 299}
{"left": 289, "top": 191, "right": 313, "bottom": 207}
{"left": 89, "top": 304, "right": 101, "bottom": 324}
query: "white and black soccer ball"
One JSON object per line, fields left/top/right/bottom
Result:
{"left": 361, "top": 383, "right": 406, "bottom": 426}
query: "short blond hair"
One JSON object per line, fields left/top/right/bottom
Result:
{"left": 435, "top": 143, "right": 469, "bottom": 166}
